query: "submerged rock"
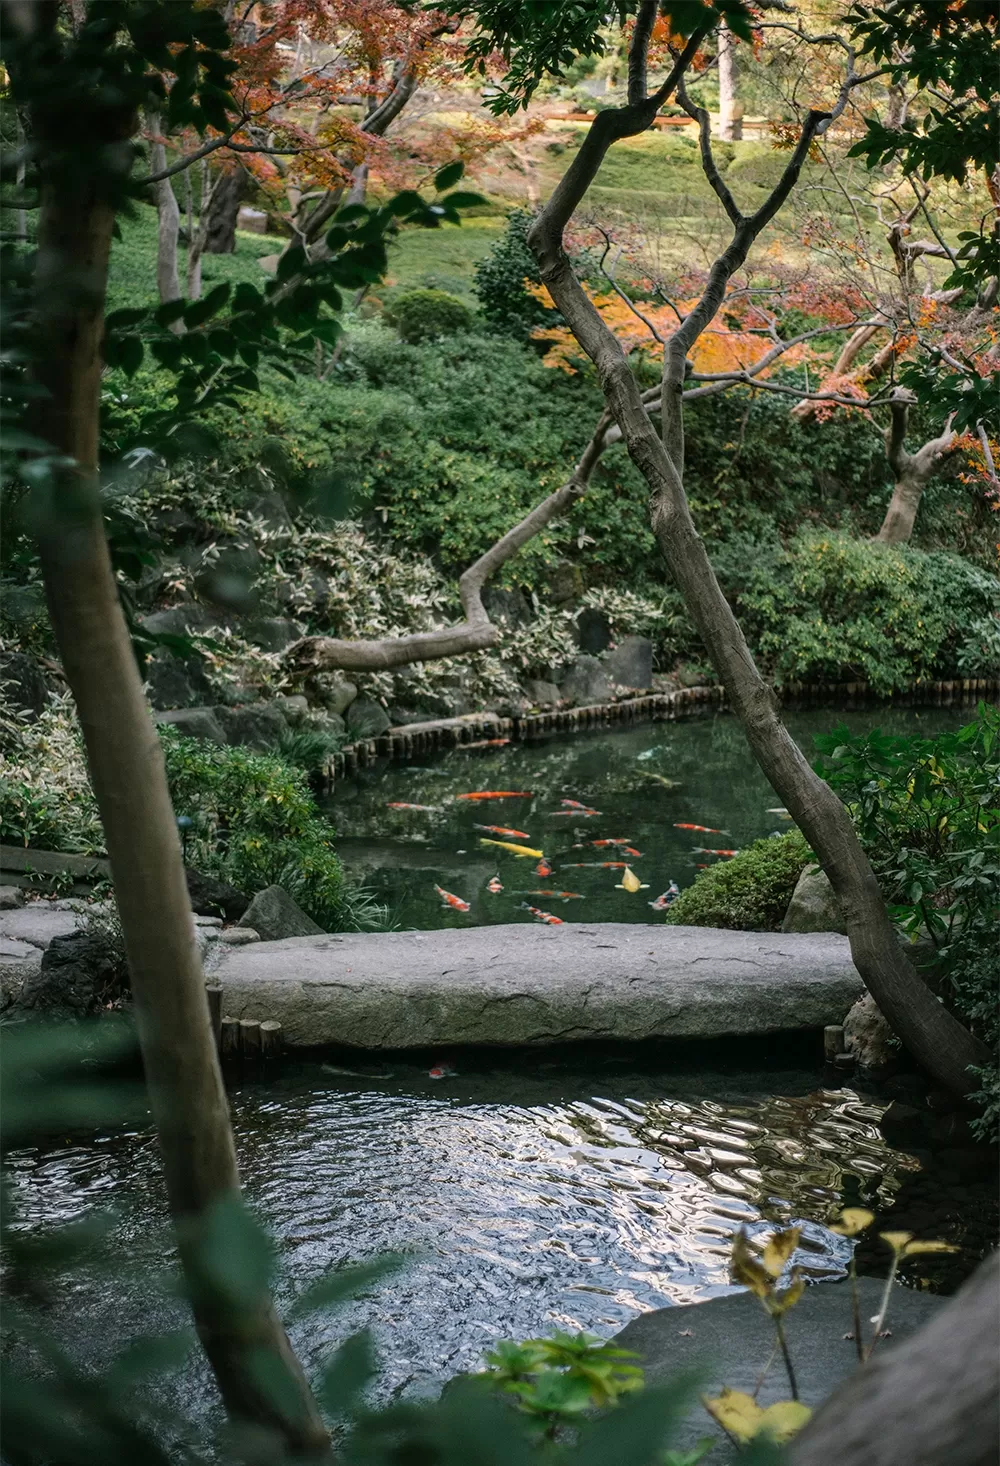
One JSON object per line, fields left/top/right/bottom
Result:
{"left": 236, "top": 884, "right": 323, "bottom": 942}
{"left": 782, "top": 864, "right": 847, "bottom": 935}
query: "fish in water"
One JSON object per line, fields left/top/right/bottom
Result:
{"left": 429, "top": 1063, "right": 457, "bottom": 1079}
{"left": 674, "top": 822, "right": 726, "bottom": 834}
{"left": 535, "top": 857, "right": 553, "bottom": 877}
{"left": 461, "top": 738, "right": 511, "bottom": 749}
{"left": 479, "top": 838, "right": 544, "bottom": 858}
{"left": 474, "top": 823, "right": 531, "bottom": 839}
{"left": 516, "top": 890, "right": 584, "bottom": 901}
{"left": 547, "top": 808, "right": 601, "bottom": 818}
{"left": 454, "top": 790, "right": 533, "bottom": 802}
{"left": 560, "top": 799, "right": 591, "bottom": 810}
{"left": 616, "top": 866, "right": 649, "bottom": 893}
{"left": 648, "top": 882, "right": 680, "bottom": 911}
{"left": 434, "top": 885, "right": 471, "bottom": 911}
{"left": 561, "top": 860, "right": 630, "bottom": 869}
{"left": 640, "top": 772, "right": 681, "bottom": 789}
{"left": 574, "top": 839, "right": 643, "bottom": 857}
{"left": 766, "top": 807, "right": 793, "bottom": 820}
{"left": 322, "top": 1063, "right": 393, "bottom": 1079}
{"left": 693, "top": 847, "right": 740, "bottom": 857}
{"left": 520, "top": 903, "right": 564, "bottom": 926}
{"left": 387, "top": 802, "right": 438, "bottom": 811}
{"left": 486, "top": 876, "right": 504, "bottom": 894}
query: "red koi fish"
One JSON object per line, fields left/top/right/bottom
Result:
{"left": 486, "top": 876, "right": 503, "bottom": 894}
{"left": 535, "top": 857, "right": 553, "bottom": 877}
{"left": 575, "top": 840, "right": 643, "bottom": 856}
{"left": 462, "top": 738, "right": 511, "bottom": 749}
{"left": 520, "top": 903, "right": 563, "bottom": 926}
{"left": 649, "top": 883, "right": 680, "bottom": 911}
{"left": 560, "top": 799, "right": 591, "bottom": 809}
{"left": 548, "top": 808, "right": 602, "bottom": 818}
{"left": 560, "top": 860, "right": 629, "bottom": 869}
{"left": 387, "top": 802, "right": 437, "bottom": 811}
{"left": 674, "top": 823, "right": 726, "bottom": 834}
{"left": 474, "top": 823, "right": 531, "bottom": 839}
{"left": 517, "top": 890, "right": 584, "bottom": 901}
{"left": 429, "top": 1063, "right": 457, "bottom": 1079}
{"left": 454, "top": 791, "right": 533, "bottom": 802}
{"left": 693, "top": 847, "right": 740, "bottom": 857}
{"left": 434, "top": 885, "right": 470, "bottom": 911}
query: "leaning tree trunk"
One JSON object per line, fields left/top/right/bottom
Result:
{"left": 875, "top": 389, "right": 956, "bottom": 545}
{"left": 30, "top": 104, "right": 329, "bottom": 1463}
{"left": 716, "top": 22, "right": 742, "bottom": 141}
{"left": 203, "top": 163, "right": 249, "bottom": 254}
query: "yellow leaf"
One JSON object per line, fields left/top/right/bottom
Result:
{"left": 731, "top": 1231, "right": 773, "bottom": 1299}
{"left": 762, "top": 1226, "right": 801, "bottom": 1277}
{"left": 900, "top": 1239, "right": 959, "bottom": 1257}
{"left": 702, "top": 1388, "right": 763, "bottom": 1442}
{"left": 758, "top": 1400, "right": 813, "bottom": 1443}
{"left": 767, "top": 1271, "right": 805, "bottom": 1317}
{"left": 830, "top": 1207, "right": 874, "bottom": 1237}
{"left": 879, "top": 1231, "right": 914, "bottom": 1253}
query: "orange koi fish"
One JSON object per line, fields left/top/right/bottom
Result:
{"left": 454, "top": 790, "right": 533, "bottom": 801}
{"left": 560, "top": 799, "right": 591, "bottom": 809}
{"left": 474, "top": 823, "right": 531, "bottom": 839}
{"left": 548, "top": 807, "right": 601, "bottom": 818}
{"left": 649, "top": 882, "right": 680, "bottom": 911}
{"left": 560, "top": 861, "right": 629, "bottom": 869}
{"left": 535, "top": 857, "right": 553, "bottom": 877}
{"left": 693, "top": 847, "right": 740, "bottom": 857}
{"left": 517, "top": 890, "right": 584, "bottom": 901}
{"left": 575, "top": 840, "right": 643, "bottom": 856}
{"left": 520, "top": 903, "right": 564, "bottom": 926}
{"left": 429, "top": 1063, "right": 457, "bottom": 1079}
{"left": 486, "top": 876, "right": 503, "bottom": 894}
{"left": 434, "top": 885, "right": 470, "bottom": 911}
{"left": 674, "top": 823, "right": 726, "bottom": 834}
{"left": 387, "top": 802, "right": 437, "bottom": 811}
{"left": 461, "top": 738, "right": 511, "bottom": 749}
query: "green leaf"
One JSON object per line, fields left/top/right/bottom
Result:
{"left": 287, "top": 1254, "right": 405, "bottom": 1320}
{"left": 183, "top": 282, "right": 230, "bottom": 329}
{"left": 154, "top": 298, "right": 187, "bottom": 327}
{"left": 440, "top": 190, "right": 488, "bottom": 210}
{"left": 276, "top": 243, "right": 306, "bottom": 283}
{"left": 118, "top": 335, "right": 144, "bottom": 377}
{"left": 105, "top": 307, "right": 148, "bottom": 331}
{"left": 317, "top": 1329, "right": 377, "bottom": 1418}
{"left": 434, "top": 160, "right": 465, "bottom": 191}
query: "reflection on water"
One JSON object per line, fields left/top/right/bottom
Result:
{"left": 4, "top": 1052, "right": 914, "bottom": 1404}
{"left": 325, "top": 707, "right": 960, "bottom": 930}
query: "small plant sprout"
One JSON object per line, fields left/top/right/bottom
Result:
{"left": 868, "top": 1231, "right": 958, "bottom": 1361}
{"left": 480, "top": 1331, "right": 643, "bottom": 1442}
{"left": 830, "top": 1207, "right": 875, "bottom": 1362}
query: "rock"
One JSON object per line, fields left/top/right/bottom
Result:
{"left": 843, "top": 991, "right": 897, "bottom": 1073}
{"left": 882, "top": 1072, "right": 930, "bottom": 1103}
{"left": 933, "top": 1146, "right": 997, "bottom": 1181}
{"left": 345, "top": 698, "right": 390, "bottom": 740}
{"left": 0, "top": 651, "right": 49, "bottom": 718}
{"left": 0, "top": 949, "right": 42, "bottom": 1009}
{"left": 522, "top": 678, "right": 561, "bottom": 708}
{"left": 237, "top": 206, "right": 268, "bottom": 233}
{"left": 0, "top": 886, "right": 25, "bottom": 910}
{"left": 1, "top": 937, "right": 37, "bottom": 960}
{"left": 559, "top": 655, "right": 611, "bottom": 706}
{"left": 303, "top": 710, "right": 345, "bottom": 738}
{"left": 217, "top": 926, "right": 260, "bottom": 945}
{"left": 575, "top": 606, "right": 612, "bottom": 654}
{"left": 613, "top": 1279, "right": 941, "bottom": 1459}
{"left": 155, "top": 707, "right": 226, "bottom": 744}
{"left": 481, "top": 586, "right": 532, "bottom": 628}
{"left": 140, "top": 603, "right": 213, "bottom": 638}
{"left": 184, "top": 867, "right": 250, "bottom": 921}
{"left": 276, "top": 694, "right": 310, "bottom": 725}
{"left": 20, "top": 930, "right": 124, "bottom": 1013}
{"left": 214, "top": 701, "right": 288, "bottom": 751}
{"left": 210, "top": 923, "right": 863, "bottom": 1049}
{"left": 244, "top": 617, "right": 302, "bottom": 652}
{"left": 782, "top": 864, "right": 847, "bottom": 935}
{"left": 0, "top": 904, "right": 84, "bottom": 950}
{"left": 236, "top": 885, "right": 323, "bottom": 942}
{"left": 604, "top": 635, "right": 653, "bottom": 689}
{"left": 144, "top": 650, "right": 214, "bottom": 711}
{"left": 880, "top": 1100, "right": 929, "bottom": 1149}
{"left": 311, "top": 675, "right": 358, "bottom": 716}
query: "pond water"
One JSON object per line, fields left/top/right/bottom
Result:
{"left": 325, "top": 706, "right": 960, "bottom": 930}
{"left": 5, "top": 1044, "right": 917, "bottom": 1414}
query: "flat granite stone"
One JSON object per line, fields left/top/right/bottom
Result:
{"left": 210, "top": 923, "right": 863, "bottom": 1048}
{"left": 614, "top": 1278, "right": 941, "bottom": 1457}
{"left": 0, "top": 906, "right": 84, "bottom": 950}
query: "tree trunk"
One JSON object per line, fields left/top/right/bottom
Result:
{"left": 874, "top": 472, "right": 924, "bottom": 544}
{"left": 875, "top": 389, "right": 955, "bottom": 545}
{"left": 203, "top": 163, "right": 249, "bottom": 254}
{"left": 717, "top": 23, "right": 742, "bottom": 141}
{"left": 29, "top": 102, "right": 329, "bottom": 1466}
{"left": 146, "top": 109, "right": 183, "bottom": 326}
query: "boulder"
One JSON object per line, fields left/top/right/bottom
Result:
{"left": 0, "top": 904, "right": 84, "bottom": 950}
{"left": 276, "top": 694, "right": 310, "bottom": 725}
{"left": 575, "top": 606, "right": 613, "bottom": 654}
{"left": 843, "top": 991, "right": 897, "bottom": 1073}
{"left": 0, "top": 886, "right": 25, "bottom": 910}
{"left": 782, "top": 864, "right": 847, "bottom": 935}
{"left": 184, "top": 867, "right": 250, "bottom": 921}
{"left": 522, "top": 678, "right": 561, "bottom": 708}
{"left": 482, "top": 585, "right": 532, "bottom": 628}
{"left": 217, "top": 926, "right": 260, "bottom": 945}
{"left": 605, "top": 635, "right": 653, "bottom": 690}
{"left": 244, "top": 617, "right": 302, "bottom": 652}
{"left": 144, "top": 650, "right": 214, "bottom": 711}
{"left": 155, "top": 707, "right": 226, "bottom": 744}
{"left": 346, "top": 698, "right": 390, "bottom": 740}
{"left": 236, "top": 885, "right": 323, "bottom": 942}
{"left": 214, "top": 701, "right": 288, "bottom": 751}
{"left": 140, "top": 603, "right": 213, "bottom": 638}
{"left": 20, "top": 930, "right": 125, "bottom": 1013}
{"left": 0, "top": 651, "right": 49, "bottom": 718}
{"left": 237, "top": 206, "right": 268, "bottom": 234}
{"left": 879, "top": 1099, "right": 930, "bottom": 1150}
{"left": 311, "top": 675, "right": 358, "bottom": 716}
{"left": 0, "top": 948, "right": 42, "bottom": 1009}
{"left": 559, "top": 655, "right": 611, "bottom": 706}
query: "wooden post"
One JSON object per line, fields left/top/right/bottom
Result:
{"left": 823, "top": 1024, "right": 845, "bottom": 1063}
{"left": 205, "top": 985, "right": 223, "bottom": 1049}
{"left": 220, "top": 1015, "right": 241, "bottom": 1061}
{"left": 260, "top": 1019, "right": 283, "bottom": 1059}
{"left": 240, "top": 1018, "right": 262, "bottom": 1061}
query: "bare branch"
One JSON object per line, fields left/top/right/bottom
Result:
{"left": 676, "top": 81, "right": 742, "bottom": 227}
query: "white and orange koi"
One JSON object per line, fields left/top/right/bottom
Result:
{"left": 486, "top": 876, "right": 504, "bottom": 894}
{"left": 520, "top": 903, "right": 564, "bottom": 926}
{"left": 434, "top": 885, "right": 470, "bottom": 912}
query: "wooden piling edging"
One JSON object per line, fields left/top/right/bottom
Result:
{"left": 206, "top": 985, "right": 223, "bottom": 1049}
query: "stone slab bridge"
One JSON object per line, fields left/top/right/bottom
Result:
{"left": 207, "top": 923, "right": 862, "bottom": 1049}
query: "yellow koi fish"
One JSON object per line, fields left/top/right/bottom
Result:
{"left": 479, "top": 838, "right": 543, "bottom": 858}
{"left": 616, "top": 866, "right": 649, "bottom": 894}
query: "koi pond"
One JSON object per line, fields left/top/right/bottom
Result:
{"left": 325, "top": 706, "right": 960, "bottom": 930}
{"left": 5, "top": 1043, "right": 917, "bottom": 1413}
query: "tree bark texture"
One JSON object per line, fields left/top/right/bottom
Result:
{"left": 28, "top": 90, "right": 329, "bottom": 1464}
{"left": 790, "top": 1251, "right": 999, "bottom": 1466}
{"left": 146, "top": 110, "right": 183, "bottom": 322}
{"left": 203, "top": 163, "right": 249, "bottom": 254}
{"left": 526, "top": 41, "right": 988, "bottom": 1098}
{"left": 875, "top": 389, "right": 955, "bottom": 544}
{"left": 716, "top": 23, "right": 742, "bottom": 141}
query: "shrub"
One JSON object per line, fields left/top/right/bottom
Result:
{"left": 383, "top": 288, "right": 472, "bottom": 344}
{"left": 472, "top": 208, "right": 558, "bottom": 340}
{"left": 666, "top": 831, "right": 810, "bottom": 930}
{"left": 739, "top": 531, "right": 1000, "bottom": 694}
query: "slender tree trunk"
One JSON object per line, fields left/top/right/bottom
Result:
{"left": 717, "top": 23, "right": 742, "bottom": 141}
{"left": 14, "top": 107, "right": 27, "bottom": 241}
{"left": 875, "top": 472, "right": 924, "bottom": 543}
{"left": 203, "top": 164, "right": 249, "bottom": 254}
{"left": 875, "top": 389, "right": 955, "bottom": 545}
{"left": 146, "top": 109, "right": 183, "bottom": 327}
{"left": 29, "top": 101, "right": 329, "bottom": 1466}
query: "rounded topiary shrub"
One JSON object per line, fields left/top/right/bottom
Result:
{"left": 665, "top": 830, "right": 810, "bottom": 931}
{"left": 383, "top": 288, "right": 472, "bottom": 344}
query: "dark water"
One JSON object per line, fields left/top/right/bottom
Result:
{"left": 325, "top": 707, "right": 960, "bottom": 930}
{"left": 5, "top": 1047, "right": 916, "bottom": 1410}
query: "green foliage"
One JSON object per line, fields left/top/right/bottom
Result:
{"left": 815, "top": 704, "right": 1000, "bottom": 1131}
{"left": 738, "top": 531, "right": 1000, "bottom": 694}
{"left": 478, "top": 1332, "right": 648, "bottom": 1444}
{"left": 383, "top": 287, "right": 473, "bottom": 343}
{"left": 472, "top": 208, "right": 557, "bottom": 339}
{"left": 666, "top": 831, "right": 810, "bottom": 931}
